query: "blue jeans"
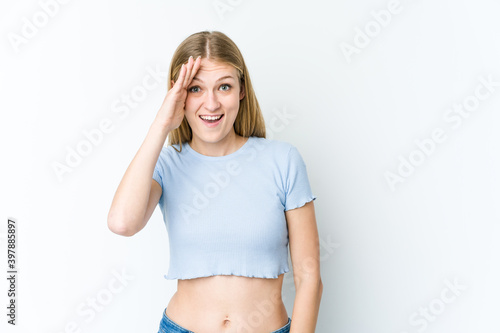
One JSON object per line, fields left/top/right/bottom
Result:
{"left": 158, "top": 307, "right": 291, "bottom": 333}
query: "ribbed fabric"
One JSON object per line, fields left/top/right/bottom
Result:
{"left": 152, "top": 136, "right": 317, "bottom": 280}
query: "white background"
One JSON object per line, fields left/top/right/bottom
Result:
{"left": 1, "top": 0, "right": 500, "bottom": 332}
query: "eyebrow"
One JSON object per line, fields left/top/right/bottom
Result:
{"left": 192, "top": 75, "right": 235, "bottom": 84}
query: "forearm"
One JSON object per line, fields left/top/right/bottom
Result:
{"left": 107, "top": 121, "right": 170, "bottom": 235}
{"left": 290, "top": 278, "right": 323, "bottom": 333}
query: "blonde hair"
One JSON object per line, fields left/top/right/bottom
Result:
{"left": 166, "top": 30, "right": 266, "bottom": 152}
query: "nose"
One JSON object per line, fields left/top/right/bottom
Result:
{"left": 203, "top": 90, "right": 220, "bottom": 112}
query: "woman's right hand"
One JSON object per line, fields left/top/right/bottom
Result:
{"left": 153, "top": 55, "right": 202, "bottom": 132}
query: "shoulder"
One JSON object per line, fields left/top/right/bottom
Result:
{"left": 158, "top": 142, "right": 184, "bottom": 159}
{"left": 247, "top": 137, "right": 302, "bottom": 173}
{"left": 260, "top": 138, "right": 309, "bottom": 170}
{"left": 250, "top": 136, "right": 294, "bottom": 156}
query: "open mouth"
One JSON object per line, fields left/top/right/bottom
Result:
{"left": 199, "top": 114, "right": 224, "bottom": 126}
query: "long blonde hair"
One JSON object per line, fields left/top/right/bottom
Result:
{"left": 166, "top": 30, "right": 266, "bottom": 152}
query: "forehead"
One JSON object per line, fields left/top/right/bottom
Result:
{"left": 194, "top": 58, "right": 238, "bottom": 78}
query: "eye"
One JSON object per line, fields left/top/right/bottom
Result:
{"left": 188, "top": 86, "right": 200, "bottom": 93}
{"left": 220, "top": 84, "right": 231, "bottom": 91}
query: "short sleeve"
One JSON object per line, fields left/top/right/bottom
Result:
{"left": 153, "top": 164, "right": 163, "bottom": 188}
{"left": 284, "top": 146, "right": 317, "bottom": 211}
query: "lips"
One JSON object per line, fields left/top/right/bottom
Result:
{"left": 199, "top": 114, "right": 224, "bottom": 127}
{"left": 200, "top": 114, "right": 223, "bottom": 121}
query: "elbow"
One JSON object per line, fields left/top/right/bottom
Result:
{"left": 314, "top": 276, "right": 324, "bottom": 295}
{"left": 317, "top": 277, "right": 323, "bottom": 304}
{"left": 295, "top": 273, "right": 323, "bottom": 292}
{"left": 109, "top": 224, "right": 137, "bottom": 237}
{"left": 107, "top": 212, "right": 138, "bottom": 237}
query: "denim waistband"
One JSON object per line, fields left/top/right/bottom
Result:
{"left": 158, "top": 307, "right": 291, "bottom": 333}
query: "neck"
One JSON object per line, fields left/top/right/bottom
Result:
{"left": 189, "top": 131, "right": 247, "bottom": 157}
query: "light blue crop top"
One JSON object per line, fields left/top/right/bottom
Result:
{"left": 152, "top": 136, "right": 317, "bottom": 280}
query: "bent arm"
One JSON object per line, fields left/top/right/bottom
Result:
{"left": 107, "top": 122, "right": 169, "bottom": 236}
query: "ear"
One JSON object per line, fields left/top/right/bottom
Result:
{"left": 171, "top": 80, "right": 175, "bottom": 88}
{"left": 239, "top": 82, "right": 245, "bottom": 100}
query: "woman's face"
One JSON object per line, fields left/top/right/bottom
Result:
{"left": 183, "top": 58, "right": 245, "bottom": 145}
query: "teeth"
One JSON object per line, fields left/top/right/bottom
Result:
{"left": 200, "top": 115, "right": 222, "bottom": 120}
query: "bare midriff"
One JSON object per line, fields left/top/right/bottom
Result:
{"left": 165, "top": 273, "right": 289, "bottom": 333}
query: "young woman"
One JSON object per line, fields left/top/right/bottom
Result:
{"left": 107, "top": 31, "right": 323, "bottom": 333}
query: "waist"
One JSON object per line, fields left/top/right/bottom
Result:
{"left": 166, "top": 274, "right": 289, "bottom": 332}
